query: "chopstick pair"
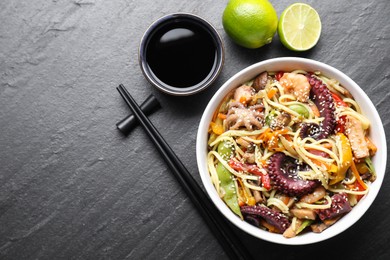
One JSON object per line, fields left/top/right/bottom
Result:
{"left": 117, "top": 84, "right": 253, "bottom": 260}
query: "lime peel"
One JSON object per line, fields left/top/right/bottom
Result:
{"left": 222, "top": 0, "right": 278, "bottom": 49}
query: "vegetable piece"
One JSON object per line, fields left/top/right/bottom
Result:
{"left": 329, "top": 133, "right": 352, "bottom": 185}
{"left": 210, "top": 117, "right": 224, "bottom": 136}
{"left": 228, "top": 159, "right": 271, "bottom": 190}
{"left": 260, "top": 219, "right": 279, "bottom": 233}
{"left": 253, "top": 71, "right": 268, "bottom": 91}
{"left": 335, "top": 115, "right": 347, "bottom": 133}
{"left": 283, "top": 218, "right": 313, "bottom": 238}
{"left": 331, "top": 92, "right": 348, "bottom": 107}
{"left": 350, "top": 159, "right": 367, "bottom": 190}
{"left": 216, "top": 141, "right": 242, "bottom": 218}
{"left": 237, "top": 178, "right": 256, "bottom": 206}
{"left": 288, "top": 104, "right": 309, "bottom": 118}
{"left": 333, "top": 92, "right": 348, "bottom": 133}
{"left": 217, "top": 113, "right": 227, "bottom": 120}
{"left": 218, "top": 141, "right": 233, "bottom": 160}
{"left": 356, "top": 162, "right": 369, "bottom": 175}
{"left": 208, "top": 117, "right": 224, "bottom": 145}
{"left": 265, "top": 110, "right": 277, "bottom": 126}
{"left": 216, "top": 163, "right": 242, "bottom": 218}
{"left": 252, "top": 190, "right": 264, "bottom": 203}
{"left": 275, "top": 71, "right": 284, "bottom": 81}
{"left": 346, "top": 178, "right": 366, "bottom": 201}
{"left": 365, "top": 157, "right": 376, "bottom": 182}
{"left": 296, "top": 219, "right": 314, "bottom": 234}
{"left": 257, "top": 128, "right": 289, "bottom": 151}
{"left": 267, "top": 87, "right": 278, "bottom": 99}
{"left": 218, "top": 90, "right": 234, "bottom": 114}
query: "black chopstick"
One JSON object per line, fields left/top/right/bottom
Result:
{"left": 117, "top": 84, "right": 253, "bottom": 260}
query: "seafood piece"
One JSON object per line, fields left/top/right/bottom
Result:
{"left": 236, "top": 137, "right": 251, "bottom": 149}
{"left": 310, "top": 217, "right": 339, "bottom": 233}
{"left": 345, "top": 116, "right": 369, "bottom": 159}
{"left": 301, "top": 75, "right": 336, "bottom": 140}
{"left": 299, "top": 186, "right": 326, "bottom": 204}
{"left": 244, "top": 215, "right": 261, "bottom": 227}
{"left": 280, "top": 73, "right": 311, "bottom": 102}
{"left": 283, "top": 218, "right": 305, "bottom": 238}
{"left": 299, "top": 123, "right": 321, "bottom": 139}
{"left": 234, "top": 85, "right": 254, "bottom": 104}
{"left": 290, "top": 208, "right": 317, "bottom": 220}
{"left": 316, "top": 193, "right": 352, "bottom": 221}
{"left": 225, "top": 102, "right": 264, "bottom": 130}
{"left": 241, "top": 205, "right": 290, "bottom": 233}
{"left": 268, "top": 153, "right": 320, "bottom": 197}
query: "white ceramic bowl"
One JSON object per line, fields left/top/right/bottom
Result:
{"left": 196, "top": 57, "right": 387, "bottom": 245}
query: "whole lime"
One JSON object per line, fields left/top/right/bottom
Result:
{"left": 222, "top": 0, "right": 278, "bottom": 49}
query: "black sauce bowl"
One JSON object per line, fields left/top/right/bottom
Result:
{"left": 139, "top": 13, "right": 224, "bottom": 96}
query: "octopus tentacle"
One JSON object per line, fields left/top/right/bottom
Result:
{"left": 301, "top": 75, "right": 336, "bottom": 140}
{"left": 299, "top": 123, "right": 321, "bottom": 139}
{"left": 225, "top": 102, "right": 264, "bottom": 130}
{"left": 241, "top": 205, "right": 290, "bottom": 233}
{"left": 316, "top": 193, "right": 352, "bottom": 220}
{"left": 268, "top": 152, "right": 320, "bottom": 197}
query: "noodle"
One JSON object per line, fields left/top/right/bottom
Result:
{"left": 207, "top": 70, "right": 377, "bottom": 238}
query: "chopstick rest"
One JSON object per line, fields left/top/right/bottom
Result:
{"left": 116, "top": 94, "right": 161, "bottom": 135}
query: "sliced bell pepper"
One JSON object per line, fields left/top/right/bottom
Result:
{"left": 210, "top": 117, "right": 224, "bottom": 135}
{"left": 237, "top": 178, "right": 256, "bottom": 206}
{"left": 329, "top": 133, "right": 352, "bottom": 185}
{"left": 331, "top": 92, "right": 348, "bottom": 107}
{"left": 228, "top": 159, "right": 271, "bottom": 190}
{"left": 275, "top": 71, "right": 284, "bottom": 81}
{"left": 331, "top": 93, "right": 348, "bottom": 133}
{"left": 346, "top": 164, "right": 367, "bottom": 202}
{"left": 335, "top": 115, "right": 347, "bottom": 133}
{"left": 350, "top": 159, "right": 367, "bottom": 190}
{"left": 267, "top": 87, "right": 278, "bottom": 99}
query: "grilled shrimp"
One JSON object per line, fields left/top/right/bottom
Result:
{"left": 280, "top": 73, "right": 311, "bottom": 102}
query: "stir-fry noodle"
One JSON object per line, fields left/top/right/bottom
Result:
{"left": 207, "top": 70, "right": 377, "bottom": 238}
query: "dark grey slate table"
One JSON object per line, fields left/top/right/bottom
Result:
{"left": 1, "top": 0, "right": 389, "bottom": 259}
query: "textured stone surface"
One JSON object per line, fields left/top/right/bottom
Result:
{"left": 1, "top": 0, "right": 389, "bottom": 259}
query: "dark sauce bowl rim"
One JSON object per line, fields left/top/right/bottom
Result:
{"left": 138, "top": 13, "right": 224, "bottom": 96}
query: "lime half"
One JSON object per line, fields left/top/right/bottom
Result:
{"left": 278, "top": 3, "right": 322, "bottom": 51}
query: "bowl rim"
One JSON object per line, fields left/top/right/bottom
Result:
{"left": 196, "top": 57, "right": 387, "bottom": 245}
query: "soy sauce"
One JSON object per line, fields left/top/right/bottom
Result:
{"left": 145, "top": 21, "right": 217, "bottom": 89}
